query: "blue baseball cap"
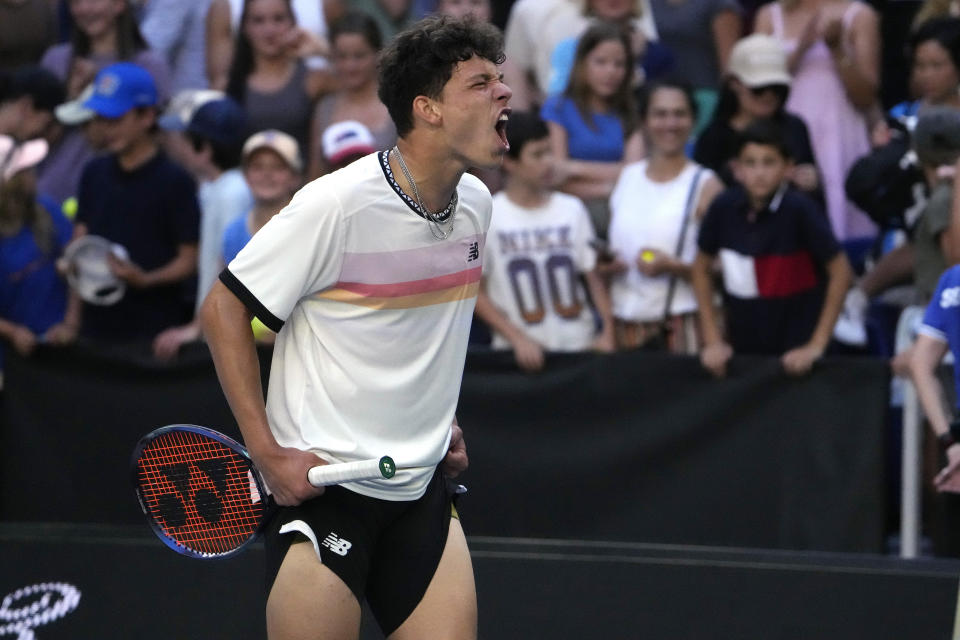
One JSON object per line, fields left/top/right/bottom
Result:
{"left": 82, "top": 62, "right": 158, "bottom": 118}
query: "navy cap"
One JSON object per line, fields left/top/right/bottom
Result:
{"left": 187, "top": 98, "right": 245, "bottom": 145}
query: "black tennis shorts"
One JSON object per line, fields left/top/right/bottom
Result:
{"left": 264, "top": 469, "right": 461, "bottom": 635}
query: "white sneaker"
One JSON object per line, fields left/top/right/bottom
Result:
{"left": 833, "top": 287, "right": 868, "bottom": 346}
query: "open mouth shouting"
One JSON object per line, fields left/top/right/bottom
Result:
{"left": 495, "top": 108, "right": 512, "bottom": 151}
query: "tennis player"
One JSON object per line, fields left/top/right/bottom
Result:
{"left": 200, "top": 15, "right": 511, "bottom": 640}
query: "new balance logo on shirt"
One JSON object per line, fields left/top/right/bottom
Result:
{"left": 321, "top": 533, "right": 352, "bottom": 556}
{"left": 467, "top": 241, "right": 480, "bottom": 262}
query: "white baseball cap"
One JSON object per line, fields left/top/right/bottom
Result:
{"left": 322, "top": 120, "right": 376, "bottom": 166}
{"left": 55, "top": 84, "right": 96, "bottom": 126}
{"left": 63, "top": 235, "right": 129, "bottom": 306}
{"left": 157, "top": 89, "right": 226, "bottom": 131}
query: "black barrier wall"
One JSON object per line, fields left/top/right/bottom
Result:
{"left": 3, "top": 525, "right": 957, "bottom": 640}
{"left": 0, "top": 345, "right": 889, "bottom": 552}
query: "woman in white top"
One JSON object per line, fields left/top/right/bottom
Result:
{"left": 607, "top": 81, "right": 723, "bottom": 352}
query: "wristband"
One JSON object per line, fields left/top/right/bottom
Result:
{"left": 938, "top": 431, "right": 956, "bottom": 451}
{"left": 950, "top": 418, "right": 960, "bottom": 443}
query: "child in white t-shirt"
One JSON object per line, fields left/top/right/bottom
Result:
{"left": 476, "top": 110, "right": 615, "bottom": 371}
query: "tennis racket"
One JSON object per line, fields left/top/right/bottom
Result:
{"left": 131, "top": 424, "right": 398, "bottom": 559}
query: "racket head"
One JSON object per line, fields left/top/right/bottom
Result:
{"left": 131, "top": 424, "right": 271, "bottom": 559}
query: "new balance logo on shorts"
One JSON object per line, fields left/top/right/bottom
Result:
{"left": 321, "top": 533, "right": 352, "bottom": 556}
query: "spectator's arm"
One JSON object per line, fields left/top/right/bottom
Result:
{"left": 584, "top": 269, "right": 615, "bottom": 352}
{"left": 111, "top": 243, "right": 198, "bottom": 289}
{"left": 753, "top": 4, "right": 774, "bottom": 36}
{"left": 205, "top": 0, "right": 234, "bottom": 91}
{"left": 201, "top": 279, "right": 327, "bottom": 506}
{"left": 691, "top": 250, "right": 722, "bottom": 347}
{"left": 711, "top": 9, "right": 742, "bottom": 80}
{"left": 152, "top": 317, "right": 202, "bottom": 361}
{"left": 308, "top": 102, "right": 331, "bottom": 180}
{"left": 910, "top": 333, "right": 960, "bottom": 488}
{"left": 944, "top": 160, "right": 960, "bottom": 264}
{"left": 474, "top": 284, "right": 545, "bottom": 372}
{"left": 692, "top": 250, "right": 731, "bottom": 377}
{"left": 809, "top": 251, "right": 852, "bottom": 351}
{"left": 547, "top": 122, "right": 625, "bottom": 183}
{"left": 695, "top": 174, "right": 724, "bottom": 220}
{"left": 0, "top": 317, "right": 38, "bottom": 356}
{"left": 623, "top": 129, "right": 645, "bottom": 163}
{"left": 910, "top": 333, "right": 953, "bottom": 440}
{"left": 140, "top": 1, "right": 186, "bottom": 63}
{"left": 826, "top": 5, "right": 880, "bottom": 111}
{"left": 782, "top": 251, "right": 852, "bottom": 375}
{"left": 42, "top": 291, "right": 81, "bottom": 346}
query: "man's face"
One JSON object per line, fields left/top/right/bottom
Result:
{"left": 96, "top": 107, "right": 153, "bottom": 155}
{"left": 434, "top": 56, "right": 512, "bottom": 170}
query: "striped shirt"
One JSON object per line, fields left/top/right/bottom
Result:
{"left": 222, "top": 152, "right": 491, "bottom": 500}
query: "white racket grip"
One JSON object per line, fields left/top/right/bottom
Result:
{"left": 307, "top": 456, "right": 395, "bottom": 487}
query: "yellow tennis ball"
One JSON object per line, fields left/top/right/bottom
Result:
{"left": 62, "top": 197, "right": 78, "bottom": 220}
{"left": 641, "top": 250, "right": 656, "bottom": 263}
{"left": 251, "top": 317, "right": 273, "bottom": 341}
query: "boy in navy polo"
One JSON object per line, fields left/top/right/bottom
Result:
{"left": 70, "top": 62, "right": 201, "bottom": 348}
{"left": 691, "top": 119, "right": 853, "bottom": 377}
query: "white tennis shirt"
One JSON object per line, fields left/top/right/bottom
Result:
{"left": 223, "top": 152, "right": 492, "bottom": 500}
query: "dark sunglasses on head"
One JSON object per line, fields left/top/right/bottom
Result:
{"left": 749, "top": 84, "right": 789, "bottom": 98}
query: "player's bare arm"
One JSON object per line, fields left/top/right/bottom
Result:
{"left": 200, "top": 280, "right": 326, "bottom": 506}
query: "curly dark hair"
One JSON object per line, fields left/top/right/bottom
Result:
{"left": 378, "top": 15, "right": 505, "bottom": 137}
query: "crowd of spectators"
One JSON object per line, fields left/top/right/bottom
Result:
{"left": 6, "top": 0, "right": 960, "bottom": 551}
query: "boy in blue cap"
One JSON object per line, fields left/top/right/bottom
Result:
{"left": 69, "top": 62, "right": 201, "bottom": 350}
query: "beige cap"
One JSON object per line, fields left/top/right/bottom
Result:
{"left": 242, "top": 129, "right": 302, "bottom": 172}
{"left": 727, "top": 34, "right": 792, "bottom": 88}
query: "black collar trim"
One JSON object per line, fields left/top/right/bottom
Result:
{"left": 378, "top": 149, "right": 455, "bottom": 222}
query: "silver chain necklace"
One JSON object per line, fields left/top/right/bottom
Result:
{"left": 392, "top": 146, "right": 458, "bottom": 240}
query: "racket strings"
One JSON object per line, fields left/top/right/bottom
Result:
{"left": 136, "top": 431, "right": 265, "bottom": 555}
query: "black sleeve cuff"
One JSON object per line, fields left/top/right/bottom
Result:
{"left": 219, "top": 268, "right": 285, "bottom": 333}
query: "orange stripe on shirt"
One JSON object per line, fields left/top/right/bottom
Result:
{"left": 316, "top": 281, "right": 480, "bottom": 309}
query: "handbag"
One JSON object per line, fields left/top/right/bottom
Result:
{"left": 641, "top": 167, "right": 705, "bottom": 351}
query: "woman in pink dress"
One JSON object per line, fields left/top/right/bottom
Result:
{"left": 756, "top": 0, "right": 881, "bottom": 254}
